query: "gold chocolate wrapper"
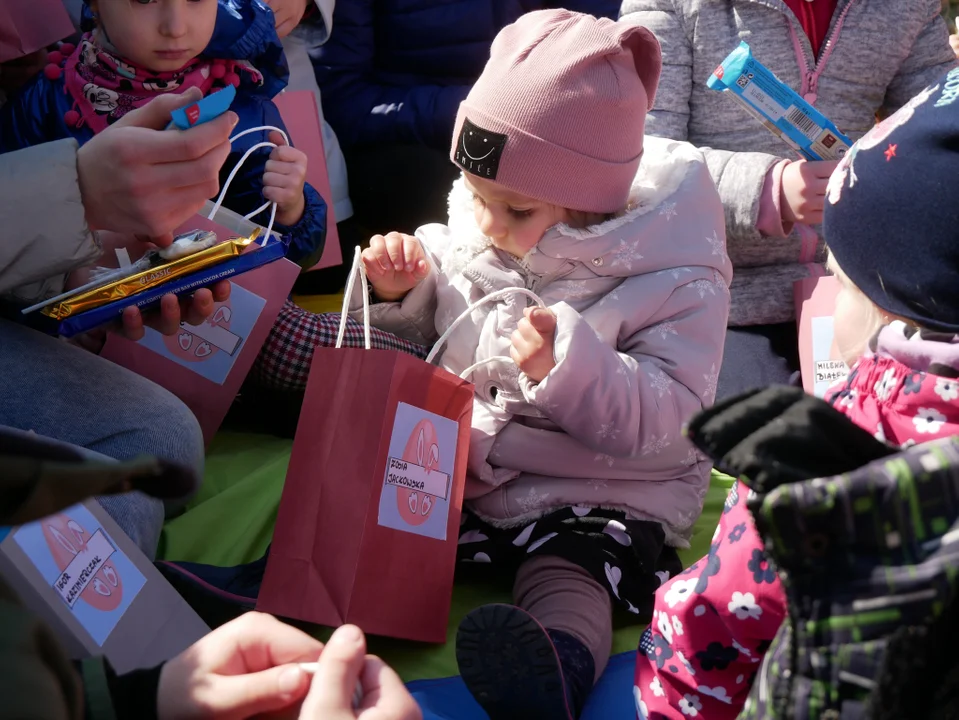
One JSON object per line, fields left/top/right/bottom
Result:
{"left": 43, "top": 230, "right": 262, "bottom": 320}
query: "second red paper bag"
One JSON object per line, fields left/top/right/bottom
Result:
{"left": 257, "top": 345, "right": 473, "bottom": 643}
{"left": 101, "top": 211, "right": 299, "bottom": 444}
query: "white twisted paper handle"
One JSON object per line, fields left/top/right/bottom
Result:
{"left": 336, "top": 246, "right": 546, "bottom": 379}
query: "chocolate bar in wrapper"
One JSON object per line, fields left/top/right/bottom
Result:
{"left": 43, "top": 230, "right": 262, "bottom": 320}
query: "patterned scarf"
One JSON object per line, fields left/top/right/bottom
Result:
{"left": 58, "top": 33, "right": 262, "bottom": 134}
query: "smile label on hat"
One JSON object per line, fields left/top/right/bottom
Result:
{"left": 455, "top": 118, "right": 507, "bottom": 180}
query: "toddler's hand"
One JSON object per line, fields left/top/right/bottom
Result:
{"left": 263, "top": 130, "right": 308, "bottom": 227}
{"left": 780, "top": 159, "right": 839, "bottom": 226}
{"left": 362, "top": 232, "right": 429, "bottom": 302}
{"left": 511, "top": 307, "right": 557, "bottom": 383}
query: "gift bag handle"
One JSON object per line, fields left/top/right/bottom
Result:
{"left": 336, "top": 246, "right": 546, "bottom": 379}
{"left": 207, "top": 126, "right": 291, "bottom": 246}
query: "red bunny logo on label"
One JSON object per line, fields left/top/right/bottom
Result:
{"left": 42, "top": 514, "right": 123, "bottom": 612}
{"left": 163, "top": 299, "right": 240, "bottom": 362}
{"left": 395, "top": 419, "right": 441, "bottom": 526}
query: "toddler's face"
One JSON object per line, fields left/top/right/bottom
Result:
{"left": 93, "top": 0, "right": 217, "bottom": 73}
{"left": 464, "top": 175, "right": 572, "bottom": 260}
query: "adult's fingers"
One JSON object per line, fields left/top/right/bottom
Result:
{"left": 144, "top": 293, "right": 183, "bottom": 336}
{"left": 119, "top": 306, "right": 145, "bottom": 341}
{"left": 300, "top": 625, "right": 367, "bottom": 716}
{"left": 134, "top": 111, "right": 238, "bottom": 165}
{"left": 196, "top": 612, "right": 326, "bottom": 676}
{"left": 211, "top": 280, "right": 232, "bottom": 303}
{"left": 269, "top": 130, "right": 290, "bottom": 148}
{"left": 112, "top": 88, "right": 204, "bottom": 131}
{"left": 135, "top": 140, "right": 232, "bottom": 193}
{"left": 181, "top": 288, "right": 216, "bottom": 327}
{"left": 208, "top": 665, "right": 312, "bottom": 719}
{"left": 357, "top": 656, "right": 422, "bottom": 720}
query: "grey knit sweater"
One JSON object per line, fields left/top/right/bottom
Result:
{"left": 620, "top": 0, "right": 956, "bottom": 325}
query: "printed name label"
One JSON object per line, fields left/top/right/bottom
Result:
{"left": 52, "top": 530, "right": 115, "bottom": 608}
{"left": 815, "top": 359, "right": 848, "bottom": 384}
{"left": 385, "top": 457, "right": 450, "bottom": 500}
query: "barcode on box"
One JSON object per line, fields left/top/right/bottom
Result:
{"left": 786, "top": 106, "right": 822, "bottom": 141}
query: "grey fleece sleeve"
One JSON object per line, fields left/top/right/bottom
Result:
{"left": 0, "top": 139, "right": 99, "bottom": 303}
{"left": 882, "top": 2, "right": 958, "bottom": 116}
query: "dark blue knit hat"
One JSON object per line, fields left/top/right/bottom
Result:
{"left": 823, "top": 68, "right": 959, "bottom": 334}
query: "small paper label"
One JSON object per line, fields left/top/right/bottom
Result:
{"left": 53, "top": 530, "right": 115, "bottom": 608}
{"left": 377, "top": 402, "right": 458, "bottom": 541}
{"left": 811, "top": 316, "right": 849, "bottom": 397}
{"left": 12, "top": 504, "right": 146, "bottom": 646}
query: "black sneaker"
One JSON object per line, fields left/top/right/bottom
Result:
{"left": 456, "top": 604, "right": 593, "bottom": 720}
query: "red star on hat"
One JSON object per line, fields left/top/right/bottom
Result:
{"left": 885, "top": 143, "right": 897, "bottom": 161}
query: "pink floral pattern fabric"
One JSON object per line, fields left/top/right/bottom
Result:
{"left": 634, "top": 320, "right": 959, "bottom": 719}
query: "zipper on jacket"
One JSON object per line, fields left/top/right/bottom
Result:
{"left": 784, "top": 0, "right": 857, "bottom": 105}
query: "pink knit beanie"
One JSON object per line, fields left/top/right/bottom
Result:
{"left": 450, "top": 10, "right": 662, "bottom": 214}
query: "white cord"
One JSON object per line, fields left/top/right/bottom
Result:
{"left": 208, "top": 125, "right": 292, "bottom": 246}
{"left": 336, "top": 246, "right": 370, "bottom": 349}
{"left": 333, "top": 247, "right": 546, "bottom": 380}
{"left": 425, "top": 287, "right": 547, "bottom": 366}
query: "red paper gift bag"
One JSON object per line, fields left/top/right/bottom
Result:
{"left": 257, "top": 252, "right": 473, "bottom": 643}
{"left": 0, "top": 0, "right": 74, "bottom": 63}
{"left": 274, "top": 90, "right": 343, "bottom": 271}
{"left": 100, "top": 206, "right": 299, "bottom": 444}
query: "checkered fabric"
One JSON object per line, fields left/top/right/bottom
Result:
{"left": 740, "top": 436, "right": 959, "bottom": 720}
{"left": 250, "top": 299, "right": 428, "bottom": 391}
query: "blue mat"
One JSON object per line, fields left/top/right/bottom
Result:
{"left": 409, "top": 650, "right": 637, "bottom": 719}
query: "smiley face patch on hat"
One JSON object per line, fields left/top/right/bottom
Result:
{"left": 454, "top": 118, "right": 508, "bottom": 180}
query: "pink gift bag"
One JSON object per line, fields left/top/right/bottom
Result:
{"left": 274, "top": 90, "right": 343, "bottom": 271}
{"left": 100, "top": 208, "right": 299, "bottom": 444}
{"left": 0, "top": 0, "right": 74, "bottom": 63}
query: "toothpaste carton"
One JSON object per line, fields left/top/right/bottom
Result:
{"left": 707, "top": 42, "right": 852, "bottom": 162}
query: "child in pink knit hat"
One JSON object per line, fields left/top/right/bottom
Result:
{"left": 352, "top": 10, "right": 732, "bottom": 718}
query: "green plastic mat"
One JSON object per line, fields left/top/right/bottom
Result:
{"left": 160, "top": 432, "right": 734, "bottom": 681}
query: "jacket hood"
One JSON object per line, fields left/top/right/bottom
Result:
{"left": 443, "top": 135, "right": 731, "bottom": 284}
{"left": 81, "top": 0, "right": 289, "bottom": 98}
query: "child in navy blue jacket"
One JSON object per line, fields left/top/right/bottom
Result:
{"left": 0, "top": 0, "right": 327, "bottom": 268}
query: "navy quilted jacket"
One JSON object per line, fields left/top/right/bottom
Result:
{"left": 312, "top": 0, "right": 622, "bottom": 150}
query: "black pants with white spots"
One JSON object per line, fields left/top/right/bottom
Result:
{"left": 457, "top": 507, "right": 683, "bottom": 625}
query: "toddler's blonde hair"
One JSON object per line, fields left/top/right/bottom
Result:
{"left": 826, "top": 251, "right": 888, "bottom": 361}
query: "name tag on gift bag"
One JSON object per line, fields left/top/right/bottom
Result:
{"left": 0, "top": 500, "right": 208, "bottom": 673}
{"left": 795, "top": 274, "right": 849, "bottom": 398}
{"left": 274, "top": 90, "right": 343, "bottom": 271}
{"left": 256, "top": 249, "right": 474, "bottom": 643}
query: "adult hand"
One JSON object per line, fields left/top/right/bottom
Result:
{"left": 510, "top": 306, "right": 557, "bottom": 383}
{"left": 362, "top": 232, "right": 430, "bottom": 302}
{"left": 951, "top": 33, "right": 959, "bottom": 60}
{"left": 157, "top": 612, "right": 324, "bottom": 720}
{"left": 266, "top": 0, "right": 310, "bottom": 38}
{"left": 76, "top": 87, "right": 238, "bottom": 248}
{"left": 780, "top": 159, "right": 839, "bottom": 226}
{"left": 299, "top": 625, "right": 422, "bottom": 720}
